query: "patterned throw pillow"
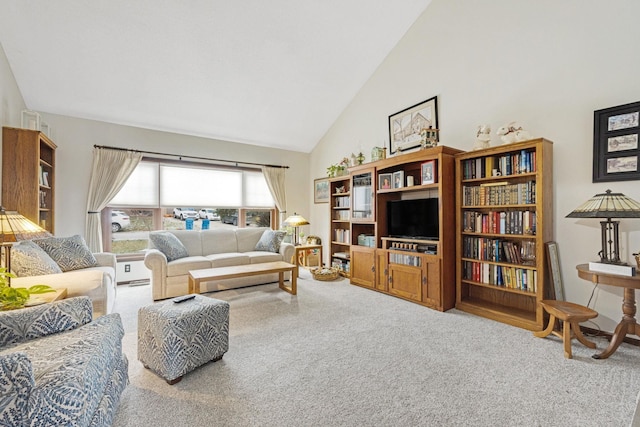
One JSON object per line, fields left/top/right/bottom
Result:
{"left": 34, "top": 235, "right": 98, "bottom": 272}
{"left": 11, "top": 240, "right": 63, "bottom": 277}
{"left": 255, "top": 230, "right": 286, "bottom": 253}
{"left": 149, "top": 232, "right": 189, "bottom": 262}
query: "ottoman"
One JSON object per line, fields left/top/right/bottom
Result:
{"left": 138, "top": 294, "right": 229, "bottom": 384}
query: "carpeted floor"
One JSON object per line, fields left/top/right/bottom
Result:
{"left": 111, "top": 271, "right": 640, "bottom": 426}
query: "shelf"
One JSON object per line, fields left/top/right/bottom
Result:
{"left": 331, "top": 241, "right": 350, "bottom": 246}
{"left": 461, "top": 172, "right": 537, "bottom": 183}
{"left": 461, "top": 231, "right": 536, "bottom": 239}
{"left": 377, "top": 183, "right": 438, "bottom": 194}
{"left": 456, "top": 298, "right": 538, "bottom": 330}
{"left": 460, "top": 279, "right": 536, "bottom": 296}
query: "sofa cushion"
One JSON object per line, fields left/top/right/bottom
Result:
{"left": 34, "top": 235, "right": 98, "bottom": 272}
{"left": 166, "top": 256, "right": 212, "bottom": 277}
{"left": 255, "top": 229, "right": 286, "bottom": 253}
{"left": 245, "top": 251, "right": 284, "bottom": 264}
{"left": 201, "top": 229, "right": 240, "bottom": 255}
{"left": 236, "top": 227, "right": 271, "bottom": 253}
{"left": 149, "top": 232, "right": 189, "bottom": 262}
{"left": 206, "top": 253, "right": 251, "bottom": 267}
{"left": 11, "top": 241, "right": 63, "bottom": 277}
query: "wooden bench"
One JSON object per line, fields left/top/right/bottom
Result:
{"left": 188, "top": 261, "right": 297, "bottom": 295}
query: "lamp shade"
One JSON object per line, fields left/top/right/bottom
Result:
{"left": 283, "top": 213, "right": 310, "bottom": 227}
{"left": 0, "top": 208, "right": 52, "bottom": 242}
{"left": 566, "top": 189, "right": 640, "bottom": 219}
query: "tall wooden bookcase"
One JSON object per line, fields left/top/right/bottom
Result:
{"left": 454, "top": 138, "right": 553, "bottom": 330}
{"left": 2, "top": 127, "right": 57, "bottom": 233}
{"left": 329, "top": 175, "right": 352, "bottom": 277}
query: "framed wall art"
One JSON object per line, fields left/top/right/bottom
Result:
{"left": 545, "top": 241, "right": 564, "bottom": 301}
{"left": 314, "top": 178, "right": 330, "bottom": 203}
{"left": 593, "top": 101, "right": 640, "bottom": 182}
{"left": 388, "top": 96, "right": 438, "bottom": 155}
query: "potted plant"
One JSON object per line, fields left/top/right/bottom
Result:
{"left": 0, "top": 268, "right": 56, "bottom": 310}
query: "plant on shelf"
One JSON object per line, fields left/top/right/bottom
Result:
{"left": 0, "top": 268, "right": 56, "bottom": 310}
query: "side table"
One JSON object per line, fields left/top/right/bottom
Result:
{"left": 576, "top": 264, "right": 640, "bottom": 359}
{"left": 292, "top": 244, "right": 323, "bottom": 273}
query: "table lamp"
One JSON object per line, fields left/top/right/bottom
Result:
{"left": 566, "top": 189, "right": 640, "bottom": 265}
{"left": 0, "top": 207, "right": 52, "bottom": 284}
{"left": 283, "top": 213, "right": 309, "bottom": 246}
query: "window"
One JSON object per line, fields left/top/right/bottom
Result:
{"left": 106, "top": 161, "right": 277, "bottom": 255}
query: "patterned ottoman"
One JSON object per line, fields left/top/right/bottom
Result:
{"left": 138, "top": 295, "right": 229, "bottom": 384}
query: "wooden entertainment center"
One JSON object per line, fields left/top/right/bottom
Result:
{"left": 328, "top": 146, "right": 463, "bottom": 312}
{"left": 327, "top": 139, "right": 553, "bottom": 328}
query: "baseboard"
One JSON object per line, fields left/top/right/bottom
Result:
{"left": 581, "top": 326, "right": 640, "bottom": 347}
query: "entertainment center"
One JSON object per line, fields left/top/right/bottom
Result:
{"left": 328, "top": 146, "right": 463, "bottom": 311}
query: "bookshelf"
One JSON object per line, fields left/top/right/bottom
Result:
{"left": 329, "top": 175, "right": 351, "bottom": 277}
{"left": 455, "top": 138, "right": 553, "bottom": 330}
{"left": 2, "top": 127, "right": 57, "bottom": 233}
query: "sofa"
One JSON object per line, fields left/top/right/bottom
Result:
{"left": 0, "top": 296, "right": 128, "bottom": 427}
{"left": 145, "top": 227, "right": 295, "bottom": 300}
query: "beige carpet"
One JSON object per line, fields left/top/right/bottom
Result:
{"left": 111, "top": 271, "right": 640, "bottom": 426}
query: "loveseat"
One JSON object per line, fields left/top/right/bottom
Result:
{"left": 10, "top": 236, "right": 117, "bottom": 317}
{"left": 145, "top": 227, "right": 295, "bottom": 300}
{"left": 0, "top": 297, "right": 128, "bottom": 426}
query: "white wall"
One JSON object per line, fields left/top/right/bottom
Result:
{"left": 310, "top": 0, "right": 640, "bottom": 333}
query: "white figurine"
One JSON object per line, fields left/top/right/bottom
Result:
{"left": 473, "top": 125, "right": 491, "bottom": 150}
{"left": 496, "top": 122, "right": 532, "bottom": 145}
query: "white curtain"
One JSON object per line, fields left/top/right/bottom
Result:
{"left": 261, "top": 166, "right": 287, "bottom": 226}
{"left": 85, "top": 147, "right": 143, "bottom": 252}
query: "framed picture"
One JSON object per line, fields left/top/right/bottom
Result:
{"left": 421, "top": 160, "right": 437, "bottom": 185}
{"left": 378, "top": 173, "right": 392, "bottom": 190}
{"left": 545, "top": 242, "right": 564, "bottom": 301}
{"left": 314, "top": 178, "right": 329, "bottom": 203}
{"left": 593, "top": 101, "right": 640, "bottom": 182}
{"left": 388, "top": 96, "right": 438, "bottom": 155}
{"left": 392, "top": 171, "right": 404, "bottom": 189}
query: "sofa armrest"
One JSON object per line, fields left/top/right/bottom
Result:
{"left": 0, "top": 297, "right": 93, "bottom": 347}
{"left": 94, "top": 252, "right": 116, "bottom": 270}
{"left": 279, "top": 242, "right": 295, "bottom": 264}
{"left": 0, "top": 352, "right": 33, "bottom": 426}
{"left": 145, "top": 249, "right": 169, "bottom": 300}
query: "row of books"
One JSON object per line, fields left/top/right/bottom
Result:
{"left": 39, "top": 190, "right": 48, "bottom": 209}
{"left": 462, "top": 236, "right": 535, "bottom": 265}
{"left": 462, "top": 181, "right": 536, "bottom": 206}
{"left": 332, "top": 259, "right": 350, "bottom": 273}
{"left": 334, "top": 196, "right": 350, "bottom": 208}
{"left": 462, "top": 149, "right": 537, "bottom": 179}
{"left": 334, "top": 229, "right": 350, "bottom": 244}
{"left": 389, "top": 253, "right": 422, "bottom": 267}
{"left": 462, "top": 260, "right": 537, "bottom": 292}
{"left": 38, "top": 165, "right": 50, "bottom": 187}
{"left": 334, "top": 210, "right": 350, "bottom": 220}
{"left": 462, "top": 210, "right": 536, "bottom": 235}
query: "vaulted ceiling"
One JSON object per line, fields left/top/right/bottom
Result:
{"left": 0, "top": 1, "right": 432, "bottom": 153}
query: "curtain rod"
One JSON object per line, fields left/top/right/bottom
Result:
{"left": 93, "top": 145, "right": 289, "bottom": 169}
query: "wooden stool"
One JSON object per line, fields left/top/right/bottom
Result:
{"left": 534, "top": 300, "right": 598, "bottom": 359}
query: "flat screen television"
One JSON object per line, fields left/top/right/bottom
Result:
{"left": 387, "top": 198, "right": 439, "bottom": 240}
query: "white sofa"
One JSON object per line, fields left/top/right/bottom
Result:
{"left": 12, "top": 252, "right": 117, "bottom": 318}
{"left": 145, "top": 227, "right": 295, "bottom": 300}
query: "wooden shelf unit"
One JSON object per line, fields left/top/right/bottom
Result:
{"left": 454, "top": 138, "right": 553, "bottom": 331}
{"left": 2, "top": 127, "right": 57, "bottom": 233}
{"left": 337, "top": 146, "right": 462, "bottom": 311}
{"left": 329, "top": 175, "right": 352, "bottom": 277}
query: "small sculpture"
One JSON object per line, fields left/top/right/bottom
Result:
{"left": 473, "top": 125, "right": 491, "bottom": 150}
{"left": 420, "top": 127, "right": 439, "bottom": 148}
{"left": 496, "top": 122, "right": 532, "bottom": 145}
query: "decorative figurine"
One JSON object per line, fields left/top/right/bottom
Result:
{"left": 473, "top": 124, "right": 492, "bottom": 150}
{"left": 496, "top": 122, "right": 532, "bottom": 145}
{"left": 420, "top": 127, "right": 439, "bottom": 148}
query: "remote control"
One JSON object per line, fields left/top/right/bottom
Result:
{"left": 173, "top": 295, "right": 196, "bottom": 303}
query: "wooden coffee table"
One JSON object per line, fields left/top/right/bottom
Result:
{"left": 188, "top": 261, "right": 297, "bottom": 295}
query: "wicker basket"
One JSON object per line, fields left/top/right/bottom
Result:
{"left": 311, "top": 266, "right": 340, "bottom": 281}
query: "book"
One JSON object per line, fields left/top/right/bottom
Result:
{"left": 588, "top": 262, "right": 636, "bottom": 277}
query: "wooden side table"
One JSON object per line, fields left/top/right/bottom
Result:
{"left": 25, "top": 288, "right": 67, "bottom": 307}
{"left": 292, "top": 244, "right": 323, "bottom": 272}
{"left": 576, "top": 264, "right": 640, "bottom": 359}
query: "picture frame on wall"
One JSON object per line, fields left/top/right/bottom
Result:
{"left": 388, "top": 96, "right": 438, "bottom": 155}
{"left": 314, "top": 178, "right": 330, "bottom": 203}
{"left": 421, "top": 160, "right": 437, "bottom": 185}
{"left": 392, "top": 171, "right": 404, "bottom": 189}
{"left": 378, "top": 173, "right": 392, "bottom": 190}
{"left": 593, "top": 101, "right": 640, "bottom": 182}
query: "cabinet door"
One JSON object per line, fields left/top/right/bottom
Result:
{"left": 388, "top": 264, "right": 422, "bottom": 301}
{"left": 351, "top": 169, "right": 375, "bottom": 222}
{"left": 350, "top": 246, "right": 376, "bottom": 288}
{"left": 422, "top": 257, "right": 441, "bottom": 306}
{"left": 376, "top": 250, "right": 388, "bottom": 291}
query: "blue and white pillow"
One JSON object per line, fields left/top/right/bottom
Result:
{"left": 34, "top": 235, "right": 98, "bottom": 272}
{"left": 11, "top": 240, "right": 63, "bottom": 277}
{"left": 149, "top": 232, "right": 189, "bottom": 261}
{"left": 255, "top": 230, "right": 286, "bottom": 253}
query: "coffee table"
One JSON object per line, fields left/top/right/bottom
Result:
{"left": 188, "top": 261, "right": 297, "bottom": 295}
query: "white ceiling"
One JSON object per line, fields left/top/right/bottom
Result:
{"left": 0, "top": 1, "right": 431, "bottom": 153}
